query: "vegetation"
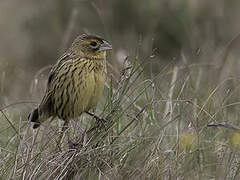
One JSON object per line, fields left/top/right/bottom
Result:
{"left": 1, "top": 0, "right": 240, "bottom": 179}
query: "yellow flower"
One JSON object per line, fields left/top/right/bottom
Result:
{"left": 230, "top": 132, "right": 240, "bottom": 147}
{"left": 180, "top": 132, "right": 197, "bottom": 151}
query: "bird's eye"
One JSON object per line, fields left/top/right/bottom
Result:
{"left": 90, "top": 41, "right": 97, "bottom": 47}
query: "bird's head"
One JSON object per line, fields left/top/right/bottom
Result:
{"left": 71, "top": 34, "right": 112, "bottom": 60}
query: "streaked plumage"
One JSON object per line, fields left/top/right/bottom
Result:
{"left": 28, "top": 34, "right": 112, "bottom": 129}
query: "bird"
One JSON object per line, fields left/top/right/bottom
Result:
{"left": 28, "top": 34, "right": 112, "bottom": 141}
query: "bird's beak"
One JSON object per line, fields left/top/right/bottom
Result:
{"left": 99, "top": 40, "right": 112, "bottom": 51}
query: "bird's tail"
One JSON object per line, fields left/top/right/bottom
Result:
{"left": 28, "top": 107, "right": 41, "bottom": 129}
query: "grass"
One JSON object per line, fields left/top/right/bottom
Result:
{"left": 2, "top": 44, "right": 240, "bottom": 179}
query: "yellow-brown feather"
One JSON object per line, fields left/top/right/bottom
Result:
{"left": 29, "top": 34, "right": 110, "bottom": 128}
{"left": 38, "top": 53, "right": 106, "bottom": 124}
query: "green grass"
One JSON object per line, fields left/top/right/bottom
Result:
{"left": 2, "top": 48, "right": 240, "bottom": 179}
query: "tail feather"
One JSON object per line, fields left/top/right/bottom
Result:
{"left": 28, "top": 108, "right": 40, "bottom": 129}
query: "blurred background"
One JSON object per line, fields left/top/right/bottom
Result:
{"left": 3, "top": 0, "right": 240, "bottom": 179}
{"left": 1, "top": 0, "right": 240, "bottom": 106}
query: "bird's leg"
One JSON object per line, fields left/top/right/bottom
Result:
{"left": 67, "top": 120, "right": 85, "bottom": 149}
{"left": 85, "top": 111, "right": 106, "bottom": 126}
{"left": 56, "top": 120, "right": 69, "bottom": 151}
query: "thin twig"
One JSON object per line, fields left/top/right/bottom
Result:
{"left": 0, "top": 101, "right": 38, "bottom": 111}
{"left": 207, "top": 122, "right": 240, "bottom": 131}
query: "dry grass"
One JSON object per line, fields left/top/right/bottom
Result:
{"left": 2, "top": 1, "right": 240, "bottom": 179}
{"left": 2, "top": 40, "right": 240, "bottom": 179}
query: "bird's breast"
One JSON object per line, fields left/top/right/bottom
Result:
{"left": 72, "top": 59, "right": 106, "bottom": 115}
{"left": 51, "top": 58, "right": 107, "bottom": 119}
{"left": 86, "top": 60, "right": 107, "bottom": 109}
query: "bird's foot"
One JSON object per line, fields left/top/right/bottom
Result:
{"left": 68, "top": 137, "right": 81, "bottom": 149}
{"left": 85, "top": 111, "right": 107, "bottom": 129}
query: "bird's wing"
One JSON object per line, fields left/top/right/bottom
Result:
{"left": 39, "top": 52, "right": 72, "bottom": 113}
